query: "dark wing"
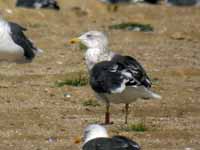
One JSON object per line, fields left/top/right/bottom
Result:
{"left": 90, "top": 61, "right": 126, "bottom": 94}
{"left": 166, "top": 0, "right": 197, "bottom": 6}
{"left": 90, "top": 55, "right": 151, "bottom": 94}
{"left": 83, "top": 138, "right": 112, "bottom": 150}
{"left": 112, "top": 136, "right": 140, "bottom": 150}
{"left": 16, "top": 0, "right": 36, "bottom": 7}
{"left": 144, "top": 0, "right": 160, "bottom": 4}
{"left": 82, "top": 137, "right": 140, "bottom": 150}
{"left": 100, "top": 0, "right": 133, "bottom": 4}
{"left": 111, "top": 55, "right": 152, "bottom": 88}
{"left": 41, "top": 0, "right": 60, "bottom": 10}
{"left": 8, "top": 22, "right": 36, "bottom": 60}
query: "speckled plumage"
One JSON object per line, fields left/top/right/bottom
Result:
{"left": 74, "top": 31, "right": 161, "bottom": 124}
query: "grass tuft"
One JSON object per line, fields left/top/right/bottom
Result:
{"left": 28, "top": 23, "right": 48, "bottom": 28}
{"left": 152, "top": 77, "right": 160, "bottom": 84}
{"left": 55, "top": 75, "right": 88, "bottom": 87}
{"left": 109, "top": 22, "right": 153, "bottom": 32}
{"left": 83, "top": 99, "right": 100, "bottom": 107}
{"left": 120, "top": 122, "right": 148, "bottom": 132}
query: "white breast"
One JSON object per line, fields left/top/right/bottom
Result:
{"left": 85, "top": 48, "right": 114, "bottom": 71}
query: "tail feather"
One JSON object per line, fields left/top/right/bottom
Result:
{"left": 36, "top": 48, "right": 43, "bottom": 54}
{"left": 143, "top": 87, "right": 162, "bottom": 100}
{"left": 150, "top": 91, "right": 162, "bottom": 99}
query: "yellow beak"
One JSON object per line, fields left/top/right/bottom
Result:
{"left": 69, "top": 38, "right": 81, "bottom": 44}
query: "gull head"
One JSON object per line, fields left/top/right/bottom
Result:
{"left": 70, "top": 31, "right": 108, "bottom": 49}
{"left": 83, "top": 124, "right": 109, "bottom": 144}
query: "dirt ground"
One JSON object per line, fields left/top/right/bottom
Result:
{"left": 0, "top": 0, "right": 200, "bottom": 150}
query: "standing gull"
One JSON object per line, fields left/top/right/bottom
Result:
{"left": 82, "top": 124, "right": 140, "bottom": 150}
{"left": 166, "top": 0, "right": 200, "bottom": 6}
{"left": 98, "top": 0, "right": 159, "bottom": 4}
{"left": 98, "top": 0, "right": 160, "bottom": 11}
{"left": 0, "top": 18, "right": 42, "bottom": 63}
{"left": 70, "top": 31, "right": 161, "bottom": 124}
{"left": 16, "top": 0, "right": 60, "bottom": 10}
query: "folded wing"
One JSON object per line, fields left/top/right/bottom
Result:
{"left": 90, "top": 54, "right": 151, "bottom": 94}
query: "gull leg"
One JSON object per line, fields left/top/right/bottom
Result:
{"left": 105, "top": 103, "right": 110, "bottom": 124}
{"left": 125, "top": 104, "right": 129, "bottom": 124}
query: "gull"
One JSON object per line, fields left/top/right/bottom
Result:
{"left": 165, "top": 0, "right": 200, "bottom": 6}
{"left": 97, "top": 0, "right": 160, "bottom": 11}
{"left": 82, "top": 124, "right": 140, "bottom": 150}
{"left": 69, "top": 31, "right": 161, "bottom": 124}
{"left": 16, "top": 0, "right": 60, "bottom": 10}
{"left": 0, "top": 18, "right": 42, "bottom": 63}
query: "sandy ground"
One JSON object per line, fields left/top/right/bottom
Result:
{"left": 0, "top": 0, "right": 200, "bottom": 150}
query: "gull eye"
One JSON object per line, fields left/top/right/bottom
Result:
{"left": 84, "top": 130, "right": 90, "bottom": 136}
{"left": 86, "top": 34, "right": 92, "bottom": 38}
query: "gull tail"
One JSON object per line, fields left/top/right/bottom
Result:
{"left": 142, "top": 87, "right": 162, "bottom": 100}
{"left": 29, "top": 38, "right": 43, "bottom": 55}
{"left": 33, "top": 48, "right": 43, "bottom": 57}
{"left": 36, "top": 48, "right": 43, "bottom": 54}
{"left": 149, "top": 91, "right": 162, "bottom": 99}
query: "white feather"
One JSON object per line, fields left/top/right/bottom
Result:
{"left": 83, "top": 124, "right": 109, "bottom": 144}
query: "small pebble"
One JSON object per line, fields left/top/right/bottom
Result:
{"left": 47, "top": 137, "right": 57, "bottom": 143}
{"left": 56, "top": 61, "right": 63, "bottom": 65}
{"left": 185, "top": 148, "right": 194, "bottom": 150}
{"left": 64, "top": 93, "right": 71, "bottom": 98}
{"left": 6, "top": 9, "right": 13, "bottom": 14}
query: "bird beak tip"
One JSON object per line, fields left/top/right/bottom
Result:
{"left": 69, "top": 38, "right": 80, "bottom": 44}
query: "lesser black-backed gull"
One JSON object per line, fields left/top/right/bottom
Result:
{"left": 82, "top": 124, "right": 140, "bottom": 150}
{"left": 70, "top": 31, "right": 161, "bottom": 124}
{"left": 98, "top": 0, "right": 160, "bottom": 11}
{"left": 99, "top": 0, "right": 159, "bottom": 4}
{"left": 98, "top": 0, "right": 135, "bottom": 11}
{"left": 16, "top": 0, "right": 60, "bottom": 10}
{"left": 0, "top": 18, "right": 42, "bottom": 63}
{"left": 166, "top": 0, "right": 200, "bottom": 6}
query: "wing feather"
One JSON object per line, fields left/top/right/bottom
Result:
{"left": 8, "top": 22, "right": 36, "bottom": 60}
{"left": 90, "top": 54, "right": 152, "bottom": 94}
{"left": 112, "top": 55, "right": 152, "bottom": 88}
{"left": 82, "top": 137, "right": 140, "bottom": 150}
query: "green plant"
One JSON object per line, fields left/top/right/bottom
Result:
{"left": 120, "top": 122, "right": 148, "bottom": 132}
{"left": 83, "top": 99, "right": 100, "bottom": 107}
{"left": 109, "top": 22, "right": 153, "bottom": 32}
{"left": 55, "top": 75, "right": 88, "bottom": 87}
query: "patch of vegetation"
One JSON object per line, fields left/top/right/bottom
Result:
{"left": 28, "top": 23, "right": 48, "bottom": 28}
{"left": 71, "top": 6, "right": 88, "bottom": 17}
{"left": 83, "top": 99, "right": 100, "bottom": 107}
{"left": 152, "top": 77, "right": 160, "bottom": 84}
{"left": 120, "top": 122, "right": 148, "bottom": 132}
{"left": 55, "top": 75, "right": 88, "bottom": 87}
{"left": 109, "top": 22, "right": 153, "bottom": 32}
